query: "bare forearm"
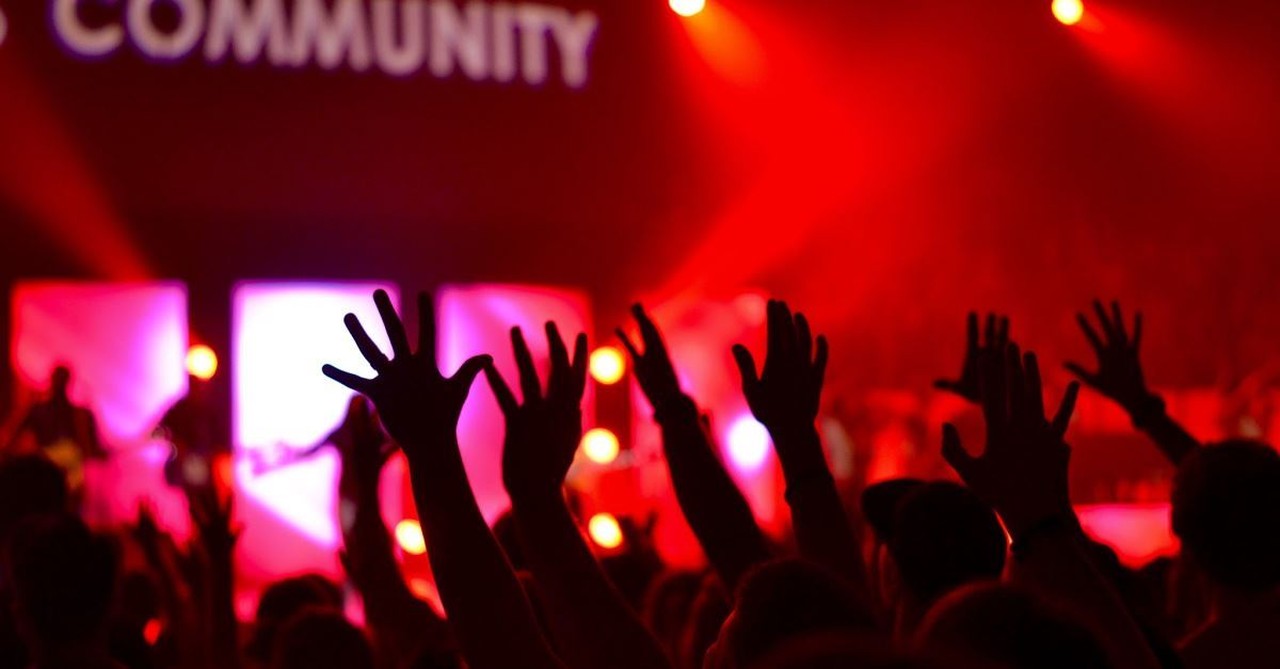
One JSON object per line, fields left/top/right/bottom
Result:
{"left": 512, "top": 491, "right": 670, "bottom": 669}
{"left": 659, "top": 397, "right": 770, "bottom": 592}
{"left": 770, "top": 425, "right": 867, "bottom": 595}
{"left": 344, "top": 489, "right": 448, "bottom": 656}
{"left": 207, "top": 556, "right": 239, "bottom": 669}
{"left": 408, "top": 441, "right": 563, "bottom": 669}
{"left": 1125, "top": 394, "right": 1200, "bottom": 466}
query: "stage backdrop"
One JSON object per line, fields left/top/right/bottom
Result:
{"left": 2, "top": 0, "right": 1279, "bottom": 563}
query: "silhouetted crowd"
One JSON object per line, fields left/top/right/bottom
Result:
{"left": 2, "top": 292, "right": 1277, "bottom": 669}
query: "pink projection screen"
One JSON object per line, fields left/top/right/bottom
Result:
{"left": 232, "top": 282, "right": 402, "bottom": 584}
{"left": 438, "top": 284, "right": 594, "bottom": 522}
{"left": 231, "top": 282, "right": 593, "bottom": 588}
{"left": 9, "top": 281, "right": 189, "bottom": 528}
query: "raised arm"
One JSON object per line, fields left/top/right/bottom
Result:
{"left": 132, "top": 502, "right": 203, "bottom": 666}
{"left": 618, "top": 305, "right": 771, "bottom": 593}
{"left": 323, "top": 290, "right": 563, "bottom": 669}
{"left": 487, "top": 323, "right": 671, "bottom": 669}
{"left": 186, "top": 483, "right": 240, "bottom": 669}
{"left": 942, "top": 343, "right": 1160, "bottom": 669}
{"left": 1065, "top": 300, "right": 1200, "bottom": 465}
{"left": 336, "top": 397, "right": 451, "bottom": 666}
{"left": 731, "top": 300, "right": 868, "bottom": 604}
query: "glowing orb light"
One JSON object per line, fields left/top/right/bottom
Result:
{"left": 727, "top": 415, "right": 771, "bottom": 471}
{"left": 1052, "top": 0, "right": 1084, "bottom": 26}
{"left": 670, "top": 0, "right": 706, "bottom": 18}
{"left": 186, "top": 344, "right": 218, "bottom": 380}
{"left": 589, "top": 346, "right": 627, "bottom": 385}
{"left": 582, "top": 428, "right": 621, "bottom": 464}
{"left": 395, "top": 519, "right": 427, "bottom": 555}
{"left": 588, "top": 512, "right": 624, "bottom": 549}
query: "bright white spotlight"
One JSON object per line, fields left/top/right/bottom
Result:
{"left": 589, "top": 346, "right": 626, "bottom": 385}
{"left": 670, "top": 0, "right": 706, "bottom": 18}
{"left": 588, "top": 513, "right": 624, "bottom": 549}
{"left": 1052, "top": 0, "right": 1084, "bottom": 26}
{"left": 395, "top": 519, "right": 427, "bottom": 555}
{"left": 582, "top": 428, "right": 621, "bottom": 464}
{"left": 726, "top": 415, "right": 771, "bottom": 471}
{"left": 186, "top": 344, "right": 218, "bottom": 380}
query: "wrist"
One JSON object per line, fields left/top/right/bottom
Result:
{"left": 1124, "top": 392, "right": 1167, "bottom": 429}
{"left": 506, "top": 481, "right": 565, "bottom": 508}
{"left": 654, "top": 394, "right": 699, "bottom": 424}
{"left": 783, "top": 467, "right": 835, "bottom": 504}
{"left": 767, "top": 423, "right": 827, "bottom": 476}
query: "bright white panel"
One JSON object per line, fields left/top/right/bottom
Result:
{"left": 232, "top": 282, "right": 398, "bottom": 578}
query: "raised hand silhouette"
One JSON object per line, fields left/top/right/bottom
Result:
{"left": 942, "top": 344, "right": 1079, "bottom": 538}
{"left": 616, "top": 304, "right": 684, "bottom": 416}
{"left": 324, "top": 289, "right": 564, "bottom": 669}
{"left": 731, "top": 300, "right": 830, "bottom": 481}
{"left": 1064, "top": 300, "right": 1201, "bottom": 465}
{"left": 489, "top": 322, "right": 671, "bottom": 669}
{"left": 935, "top": 312, "right": 1010, "bottom": 403}
{"left": 731, "top": 301, "right": 867, "bottom": 599}
{"left": 732, "top": 300, "right": 828, "bottom": 442}
{"left": 942, "top": 343, "right": 1162, "bottom": 669}
{"left": 322, "top": 289, "right": 490, "bottom": 455}
{"left": 485, "top": 323, "right": 588, "bottom": 500}
{"left": 188, "top": 482, "right": 239, "bottom": 557}
{"left": 618, "top": 304, "right": 771, "bottom": 594}
{"left": 1064, "top": 300, "right": 1149, "bottom": 411}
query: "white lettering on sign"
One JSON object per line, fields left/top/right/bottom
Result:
{"left": 52, "top": 0, "right": 600, "bottom": 88}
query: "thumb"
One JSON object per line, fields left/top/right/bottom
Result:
{"left": 1063, "top": 362, "right": 1099, "bottom": 388}
{"left": 941, "top": 423, "right": 975, "bottom": 479}
{"left": 732, "top": 344, "right": 760, "bottom": 392}
{"left": 452, "top": 354, "right": 492, "bottom": 389}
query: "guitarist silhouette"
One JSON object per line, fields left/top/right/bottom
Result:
{"left": 4, "top": 365, "right": 106, "bottom": 503}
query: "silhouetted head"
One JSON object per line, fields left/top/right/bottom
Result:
{"left": 1172, "top": 440, "right": 1280, "bottom": 592}
{"left": 642, "top": 569, "right": 705, "bottom": 657}
{"left": 679, "top": 574, "right": 730, "bottom": 669}
{"left": 917, "top": 582, "right": 1112, "bottom": 669}
{"left": 707, "top": 559, "right": 875, "bottom": 669}
{"left": 751, "top": 630, "right": 941, "bottom": 669}
{"left": 0, "top": 454, "right": 69, "bottom": 546}
{"left": 886, "top": 482, "right": 1006, "bottom": 605}
{"left": 860, "top": 479, "right": 925, "bottom": 545}
{"left": 270, "top": 608, "right": 374, "bottom": 669}
{"left": 5, "top": 514, "right": 118, "bottom": 649}
{"left": 247, "top": 574, "right": 344, "bottom": 661}
{"left": 50, "top": 365, "right": 71, "bottom": 398}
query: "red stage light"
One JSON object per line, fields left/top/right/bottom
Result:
{"left": 1052, "top": 0, "right": 1085, "bottom": 26}
{"left": 670, "top": 0, "right": 706, "bottom": 18}
{"left": 143, "top": 619, "right": 163, "bottom": 646}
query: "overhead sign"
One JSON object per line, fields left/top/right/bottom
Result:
{"left": 48, "top": 0, "right": 600, "bottom": 87}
